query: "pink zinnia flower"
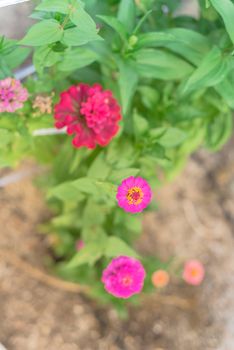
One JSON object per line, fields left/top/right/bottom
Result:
{"left": 183, "top": 260, "right": 205, "bottom": 286}
{"left": 75, "top": 239, "right": 85, "bottom": 251}
{"left": 101, "top": 256, "right": 146, "bottom": 299}
{"left": 54, "top": 83, "right": 122, "bottom": 149}
{"left": 152, "top": 270, "right": 170, "bottom": 288}
{"left": 116, "top": 176, "right": 152, "bottom": 213}
{"left": 0, "top": 77, "right": 28, "bottom": 113}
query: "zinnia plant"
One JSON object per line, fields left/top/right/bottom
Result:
{"left": 0, "top": 0, "right": 232, "bottom": 309}
{"left": 0, "top": 77, "right": 28, "bottom": 112}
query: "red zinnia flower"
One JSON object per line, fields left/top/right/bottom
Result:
{"left": 54, "top": 83, "right": 122, "bottom": 149}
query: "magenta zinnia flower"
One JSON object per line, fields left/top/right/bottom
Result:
{"left": 0, "top": 77, "right": 28, "bottom": 113}
{"left": 116, "top": 176, "right": 152, "bottom": 213}
{"left": 54, "top": 83, "right": 122, "bottom": 149}
{"left": 102, "top": 256, "right": 146, "bottom": 299}
{"left": 183, "top": 260, "right": 205, "bottom": 286}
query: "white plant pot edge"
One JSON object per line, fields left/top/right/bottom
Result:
{"left": 0, "top": 0, "right": 31, "bottom": 8}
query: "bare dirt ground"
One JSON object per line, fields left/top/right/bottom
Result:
{"left": 0, "top": 138, "right": 234, "bottom": 350}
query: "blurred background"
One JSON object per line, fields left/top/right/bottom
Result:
{"left": 0, "top": 1, "right": 234, "bottom": 349}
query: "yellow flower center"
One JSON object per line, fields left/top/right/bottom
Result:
{"left": 126, "top": 187, "right": 144, "bottom": 205}
{"left": 191, "top": 268, "right": 199, "bottom": 277}
{"left": 122, "top": 275, "right": 133, "bottom": 286}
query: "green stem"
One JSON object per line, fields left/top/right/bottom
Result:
{"left": 61, "top": 1, "right": 77, "bottom": 30}
{"left": 133, "top": 10, "right": 153, "bottom": 35}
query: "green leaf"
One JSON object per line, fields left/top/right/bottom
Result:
{"left": 82, "top": 200, "right": 106, "bottom": 228}
{"left": 68, "top": 227, "right": 107, "bottom": 267}
{"left": 48, "top": 177, "right": 117, "bottom": 201}
{"left": 182, "top": 47, "right": 229, "bottom": 95}
{"left": 137, "top": 86, "right": 159, "bottom": 109}
{"left": 20, "top": 19, "right": 63, "bottom": 46}
{"left": 35, "top": 0, "right": 70, "bottom": 14}
{"left": 0, "top": 59, "right": 11, "bottom": 79}
{"left": 105, "top": 237, "right": 139, "bottom": 258}
{"left": 117, "top": 60, "right": 138, "bottom": 114}
{"left": 0, "top": 129, "right": 13, "bottom": 147}
{"left": 5, "top": 47, "right": 30, "bottom": 69}
{"left": 0, "top": 38, "right": 30, "bottom": 75}
{"left": 87, "top": 153, "right": 110, "bottom": 180}
{"left": 179, "top": 126, "right": 205, "bottom": 155}
{"left": 106, "top": 139, "right": 136, "bottom": 167}
{"left": 149, "top": 127, "right": 167, "bottom": 142}
{"left": 136, "top": 32, "right": 175, "bottom": 48}
{"left": 133, "top": 111, "right": 149, "bottom": 138}
{"left": 48, "top": 177, "right": 98, "bottom": 200}
{"left": 95, "top": 181, "right": 117, "bottom": 202}
{"left": 51, "top": 211, "right": 83, "bottom": 229}
{"left": 215, "top": 78, "right": 234, "bottom": 108}
{"left": 158, "top": 128, "right": 187, "bottom": 148}
{"left": 0, "top": 115, "right": 18, "bottom": 131}
{"left": 109, "top": 168, "right": 140, "bottom": 184}
{"left": 124, "top": 215, "right": 142, "bottom": 235}
{"left": 68, "top": 243, "right": 104, "bottom": 267}
{"left": 33, "top": 46, "right": 60, "bottom": 74}
{"left": 165, "top": 28, "right": 210, "bottom": 66}
{"left": 57, "top": 48, "right": 98, "bottom": 71}
{"left": 206, "top": 112, "right": 233, "bottom": 151}
{"left": 210, "top": 0, "right": 234, "bottom": 44}
{"left": 145, "top": 143, "right": 166, "bottom": 161}
{"left": 30, "top": 11, "right": 53, "bottom": 20}
{"left": 63, "top": 27, "right": 102, "bottom": 46}
{"left": 134, "top": 49, "right": 193, "bottom": 80}
{"left": 118, "top": 0, "right": 136, "bottom": 33}
{"left": 70, "top": 2, "right": 97, "bottom": 33}
{"left": 97, "top": 15, "right": 128, "bottom": 42}
{"left": 136, "top": 29, "right": 210, "bottom": 66}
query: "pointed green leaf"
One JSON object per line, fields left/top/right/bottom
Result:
{"left": 206, "top": 112, "right": 233, "bottom": 151}
{"left": 0, "top": 129, "right": 13, "bottom": 147}
{"left": 88, "top": 153, "right": 111, "bottom": 180}
{"left": 158, "top": 128, "right": 187, "bottom": 148}
{"left": 63, "top": 27, "right": 102, "bottom": 46}
{"left": 118, "top": 0, "right": 136, "bottom": 33}
{"left": 133, "top": 112, "right": 149, "bottom": 137}
{"left": 136, "top": 29, "right": 210, "bottom": 66}
{"left": 48, "top": 177, "right": 117, "bottom": 201}
{"left": 20, "top": 19, "right": 63, "bottom": 46}
{"left": 210, "top": 0, "right": 234, "bottom": 44}
{"left": 117, "top": 60, "right": 138, "bottom": 114}
{"left": 109, "top": 168, "right": 140, "bottom": 184}
{"left": 97, "top": 15, "right": 128, "bottom": 42}
{"left": 134, "top": 49, "right": 193, "bottom": 80}
{"left": 5, "top": 47, "right": 30, "bottom": 69}
{"left": 57, "top": 48, "right": 98, "bottom": 71}
{"left": 105, "top": 237, "right": 139, "bottom": 258}
{"left": 33, "top": 46, "right": 60, "bottom": 74}
{"left": 182, "top": 47, "right": 229, "bottom": 95}
{"left": 36, "top": 0, "right": 70, "bottom": 14}
{"left": 82, "top": 200, "right": 106, "bottom": 228}
{"left": 215, "top": 78, "right": 234, "bottom": 108}
{"left": 70, "top": 2, "right": 97, "bottom": 34}
{"left": 68, "top": 243, "right": 103, "bottom": 267}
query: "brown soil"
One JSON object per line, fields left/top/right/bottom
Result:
{"left": 0, "top": 139, "right": 234, "bottom": 350}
